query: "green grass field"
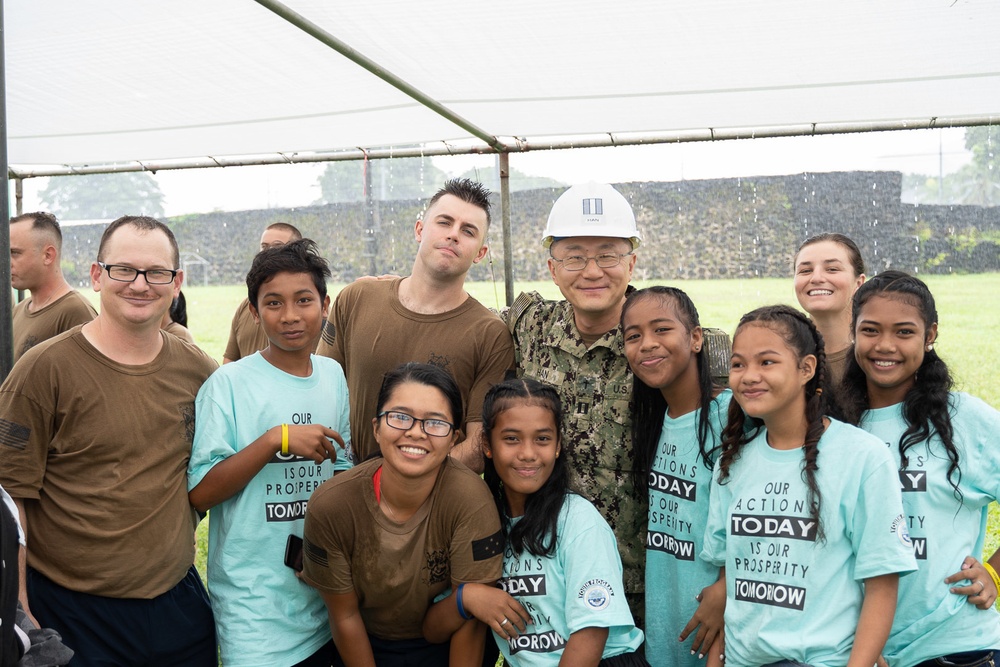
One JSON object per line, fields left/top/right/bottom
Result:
{"left": 164, "top": 274, "right": 1000, "bottom": 407}
{"left": 77, "top": 274, "right": 1000, "bottom": 599}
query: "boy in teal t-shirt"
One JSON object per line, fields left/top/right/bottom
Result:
{"left": 188, "top": 240, "right": 352, "bottom": 667}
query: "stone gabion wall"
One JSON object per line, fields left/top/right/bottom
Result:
{"left": 57, "top": 171, "right": 999, "bottom": 287}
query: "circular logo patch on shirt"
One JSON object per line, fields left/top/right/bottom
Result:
{"left": 581, "top": 581, "right": 611, "bottom": 610}
{"left": 891, "top": 514, "right": 912, "bottom": 547}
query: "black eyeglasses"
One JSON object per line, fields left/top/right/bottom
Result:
{"left": 98, "top": 262, "right": 178, "bottom": 285}
{"left": 378, "top": 411, "right": 455, "bottom": 437}
{"left": 550, "top": 252, "right": 632, "bottom": 272}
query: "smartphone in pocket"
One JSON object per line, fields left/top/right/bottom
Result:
{"left": 284, "top": 534, "right": 304, "bottom": 572}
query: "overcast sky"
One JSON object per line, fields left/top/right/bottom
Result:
{"left": 16, "top": 126, "right": 976, "bottom": 219}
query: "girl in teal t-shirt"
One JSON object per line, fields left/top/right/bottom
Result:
{"left": 622, "top": 286, "right": 729, "bottom": 667}
{"left": 841, "top": 270, "right": 1000, "bottom": 667}
{"left": 424, "top": 378, "right": 649, "bottom": 666}
{"left": 702, "top": 305, "right": 915, "bottom": 667}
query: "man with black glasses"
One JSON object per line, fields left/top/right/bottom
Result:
{"left": 0, "top": 216, "right": 219, "bottom": 665}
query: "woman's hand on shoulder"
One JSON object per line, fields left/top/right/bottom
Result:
{"left": 461, "top": 582, "right": 533, "bottom": 639}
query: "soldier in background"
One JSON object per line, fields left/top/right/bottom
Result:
{"left": 9, "top": 212, "right": 96, "bottom": 362}
{"left": 505, "top": 182, "right": 647, "bottom": 627}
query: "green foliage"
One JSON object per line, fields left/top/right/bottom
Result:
{"left": 904, "top": 127, "right": 1000, "bottom": 205}
{"left": 315, "top": 158, "right": 447, "bottom": 204}
{"left": 39, "top": 172, "right": 166, "bottom": 219}
{"left": 914, "top": 221, "right": 933, "bottom": 243}
{"left": 454, "top": 165, "right": 565, "bottom": 192}
{"left": 195, "top": 516, "right": 209, "bottom": 584}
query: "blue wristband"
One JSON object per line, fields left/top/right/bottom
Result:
{"left": 456, "top": 583, "right": 472, "bottom": 620}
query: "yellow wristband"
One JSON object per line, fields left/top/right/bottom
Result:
{"left": 984, "top": 562, "right": 1000, "bottom": 594}
{"left": 281, "top": 424, "right": 289, "bottom": 455}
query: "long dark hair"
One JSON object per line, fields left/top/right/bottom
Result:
{"left": 623, "top": 287, "right": 721, "bottom": 502}
{"left": 170, "top": 290, "right": 188, "bottom": 328}
{"left": 481, "top": 378, "right": 569, "bottom": 558}
{"left": 718, "top": 305, "right": 832, "bottom": 541}
{"left": 840, "top": 270, "right": 959, "bottom": 495}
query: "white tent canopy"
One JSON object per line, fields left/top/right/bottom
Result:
{"left": 7, "top": 0, "right": 1000, "bottom": 174}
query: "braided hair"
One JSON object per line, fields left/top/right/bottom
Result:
{"left": 623, "top": 287, "right": 721, "bottom": 502}
{"left": 718, "top": 305, "right": 834, "bottom": 542}
{"left": 840, "top": 270, "right": 959, "bottom": 498}
{"left": 481, "top": 378, "right": 570, "bottom": 558}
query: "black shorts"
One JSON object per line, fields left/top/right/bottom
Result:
{"left": 27, "top": 566, "right": 216, "bottom": 667}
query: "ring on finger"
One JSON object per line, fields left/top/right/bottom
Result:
{"left": 500, "top": 618, "right": 510, "bottom": 627}
{"left": 977, "top": 580, "right": 985, "bottom": 593}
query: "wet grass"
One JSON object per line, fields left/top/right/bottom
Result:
{"left": 167, "top": 274, "right": 1000, "bottom": 410}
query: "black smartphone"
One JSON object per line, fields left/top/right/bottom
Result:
{"left": 284, "top": 534, "right": 304, "bottom": 572}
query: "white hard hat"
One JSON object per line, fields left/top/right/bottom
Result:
{"left": 542, "top": 182, "right": 641, "bottom": 249}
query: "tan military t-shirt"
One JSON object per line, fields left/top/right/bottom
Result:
{"left": 315, "top": 278, "right": 514, "bottom": 462}
{"left": 827, "top": 345, "right": 851, "bottom": 388}
{"left": 12, "top": 290, "right": 97, "bottom": 361}
{"left": 303, "top": 457, "right": 503, "bottom": 640}
{"left": 163, "top": 320, "right": 195, "bottom": 344}
{"left": 0, "top": 328, "right": 217, "bottom": 598}
{"left": 223, "top": 298, "right": 268, "bottom": 362}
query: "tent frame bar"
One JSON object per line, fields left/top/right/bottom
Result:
{"left": 253, "top": 0, "right": 506, "bottom": 154}
{"left": 9, "top": 115, "right": 996, "bottom": 179}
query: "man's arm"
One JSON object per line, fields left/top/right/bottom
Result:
{"left": 189, "top": 424, "right": 344, "bottom": 513}
{"left": 13, "top": 499, "right": 37, "bottom": 626}
{"left": 456, "top": 316, "right": 515, "bottom": 474}
{"left": 450, "top": 422, "right": 484, "bottom": 473}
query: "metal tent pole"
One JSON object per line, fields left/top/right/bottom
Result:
{"left": 0, "top": 0, "right": 12, "bottom": 381}
{"left": 252, "top": 0, "right": 506, "bottom": 153}
{"left": 498, "top": 153, "right": 513, "bottom": 307}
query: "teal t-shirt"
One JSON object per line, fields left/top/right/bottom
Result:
{"left": 645, "top": 390, "right": 730, "bottom": 667}
{"left": 701, "top": 419, "right": 916, "bottom": 667}
{"left": 188, "top": 352, "right": 353, "bottom": 667}
{"left": 860, "top": 393, "right": 1000, "bottom": 666}
{"left": 495, "top": 494, "right": 644, "bottom": 665}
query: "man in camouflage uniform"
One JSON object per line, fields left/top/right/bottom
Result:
{"left": 506, "top": 182, "right": 647, "bottom": 627}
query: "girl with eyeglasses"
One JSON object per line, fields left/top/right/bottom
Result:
{"left": 303, "top": 362, "right": 503, "bottom": 667}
